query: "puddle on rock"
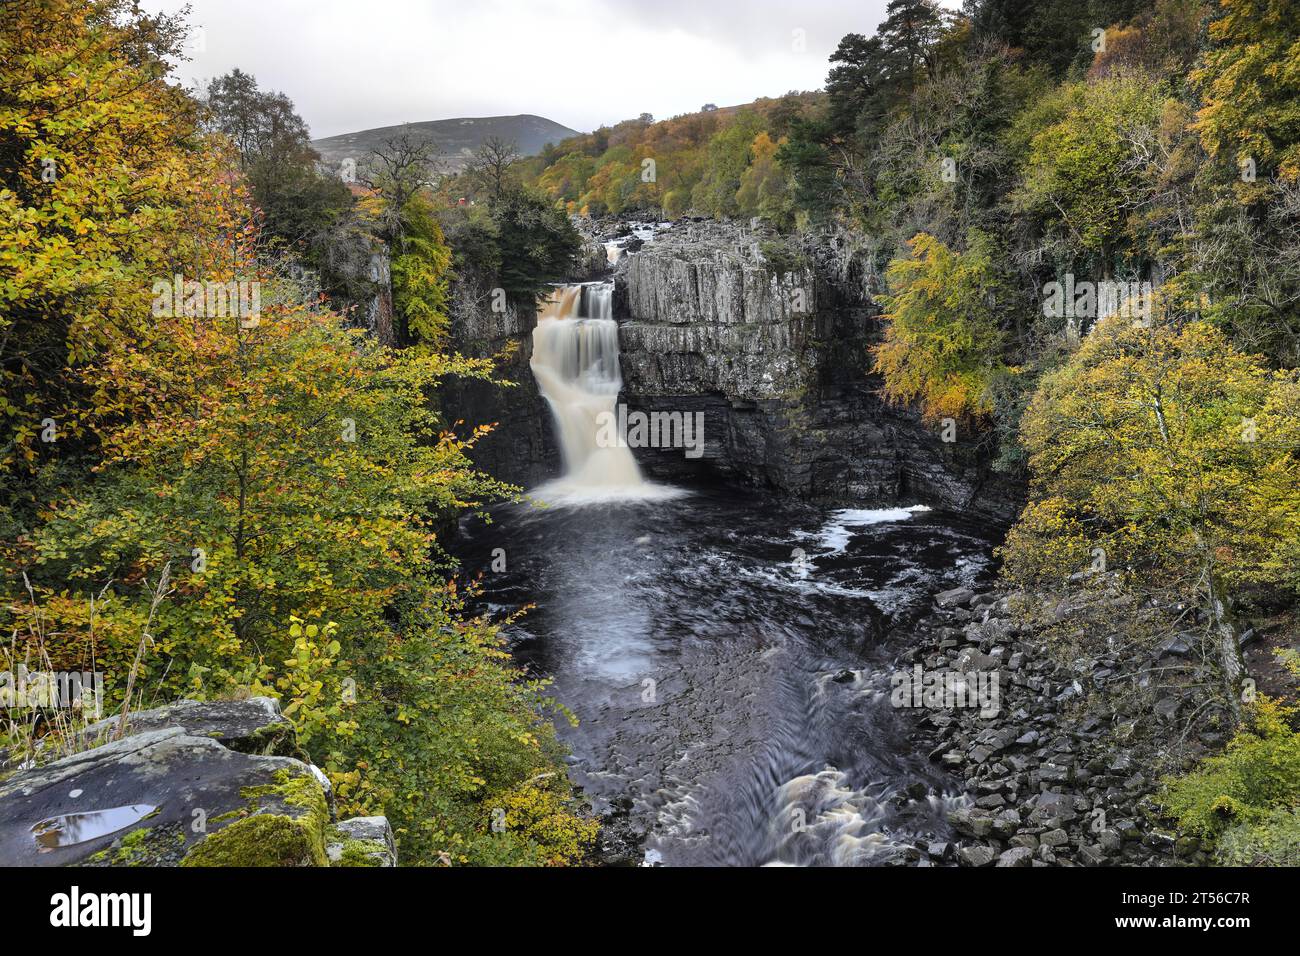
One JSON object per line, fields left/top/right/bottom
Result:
{"left": 31, "top": 804, "right": 156, "bottom": 851}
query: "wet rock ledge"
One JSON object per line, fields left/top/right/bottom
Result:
{"left": 0, "top": 698, "right": 395, "bottom": 867}
{"left": 899, "top": 585, "right": 1204, "bottom": 868}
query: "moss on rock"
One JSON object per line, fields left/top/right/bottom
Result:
{"left": 324, "top": 816, "right": 397, "bottom": 866}
{"left": 81, "top": 821, "right": 189, "bottom": 867}
{"left": 330, "top": 836, "right": 385, "bottom": 867}
{"left": 181, "top": 813, "right": 327, "bottom": 867}
{"left": 181, "top": 768, "right": 330, "bottom": 867}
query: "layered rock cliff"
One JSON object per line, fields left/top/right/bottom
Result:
{"left": 440, "top": 277, "right": 558, "bottom": 488}
{"left": 441, "top": 217, "right": 1022, "bottom": 522}
{"left": 611, "top": 219, "right": 1022, "bottom": 521}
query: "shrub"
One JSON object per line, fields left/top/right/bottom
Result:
{"left": 1159, "top": 698, "right": 1300, "bottom": 843}
{"left": 872, "top": 232, "right": 1007, "bottom": 423}
{"left": 1216, "top": 809, "right": 1300, "bottom": 866}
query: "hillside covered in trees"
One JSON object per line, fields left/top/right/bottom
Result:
{"left": 2, "top": 0, "right": 1299, "bottom": 875}
{"left": 803, "top": 0, "right": 1300, "bottom": 866}
{"left": 507, "top": 94, "right": 822, "bottom": 226}
{"left": 0, "top": 0, "right": 591, "bottom": 866}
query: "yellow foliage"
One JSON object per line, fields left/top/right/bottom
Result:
{"left": 1001, "top": 317, "right": 1300, "bottom": 594}
{"left": 0, "top": 0, "right": 234, "bottom": 471}
{"left": 872, "top": 233, "right": 1006, "bottom": 424}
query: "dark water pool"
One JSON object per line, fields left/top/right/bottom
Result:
{"left": 456, "top": 484, "right": 999, "bottom": 866}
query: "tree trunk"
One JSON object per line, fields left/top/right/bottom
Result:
{"left": 1206, "top": 571, "right": 1245, "bottom": 721}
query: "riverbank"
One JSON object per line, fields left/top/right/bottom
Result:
{"left": 579, "top": 570, "right": 1204, "bottom": 867}
{"left": 893, "top": 581, "right": 1219, "bottom": 867}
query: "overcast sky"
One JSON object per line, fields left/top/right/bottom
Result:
{"left": 147, "top": 0, "right": 961, "bottom": 140}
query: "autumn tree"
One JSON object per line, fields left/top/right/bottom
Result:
{"left": 0, "top": 0, "right": 221, "bottom": 478}
{"left": 3, "top": 213, "right": 591, "bottom": 862}
{"left": 1012, "top": 72, "right": 1169, "bottom": 262}
{"left": 12, "top": 220, "right": 502, "bottom": 660}
{"left": 1193, "top": 0, "right": 1300, "bottom": 181}
{"left": 735, "top": 132, "right": 795, "bottom": 228}
{"left": 872, "top": 232, "right": 1009, "bottom": 423}
{"left": 0, "top": 1, "right": 595, "bottom": 866}
{"left": 691, "top": 110, "right": 766, "bottom": 218}
{"left": 391, "top": 192, "right": 455, "bottom": 345}
{"left": 357, "top": 132, "right": 458, "bottom": 346}
{"left": 1001, "top": 317, "right": 1300, "bottom": 713}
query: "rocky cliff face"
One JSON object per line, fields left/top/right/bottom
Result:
{"left": 610, "top": 219, "right": 1023, "bottom": 522}
{"left": 439, "top": 240, "right": 627, "bottom": 488}
{"left": 440, "top": 278, "right": 558, "bottom": 488}
{"left": 439, "top": 217, "right": 1022, "bottom": 521}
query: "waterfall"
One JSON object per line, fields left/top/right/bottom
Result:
{"left": 581, "top": 281, "right": 613, "bottom": 320}
{"left": 529, "top": 282, "right": 680, "bottom": 504}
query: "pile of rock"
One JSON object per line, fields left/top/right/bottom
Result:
{"left": 0, "top": 698, "right": 395, "bottom": 867}
{"left": 902, "top": 586, "right": 1206, "bottom": 867}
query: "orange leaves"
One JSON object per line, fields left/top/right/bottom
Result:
{"left": 0, "top": 0, "right": 243, "bottom": 472}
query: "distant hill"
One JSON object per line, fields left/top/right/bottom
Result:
{"left": 311, "top": 114, "right": 581, "bottom": 172}
{"left": 519, "top": 91, "right": 824, "bottom": 220}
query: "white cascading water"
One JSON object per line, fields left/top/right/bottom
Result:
{"left": 529, "top": 282, "right": 680, "bottom": 504}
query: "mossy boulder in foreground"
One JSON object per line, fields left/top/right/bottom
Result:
{"left": 0, "top": 698, "right": 394, "bottom": 866}
{"left": 78, "top": 697, "right": 303, "bottom": 759}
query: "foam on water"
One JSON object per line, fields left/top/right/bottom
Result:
{"left": 526, "top": 479, "right": 689, "bottom": 508}
{"left": 812, "top": 505, "right": 933, "bottom": 554}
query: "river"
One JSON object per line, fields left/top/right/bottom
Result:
{"left": 454, "top": 282, "right": 1000, "bottom": 866}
